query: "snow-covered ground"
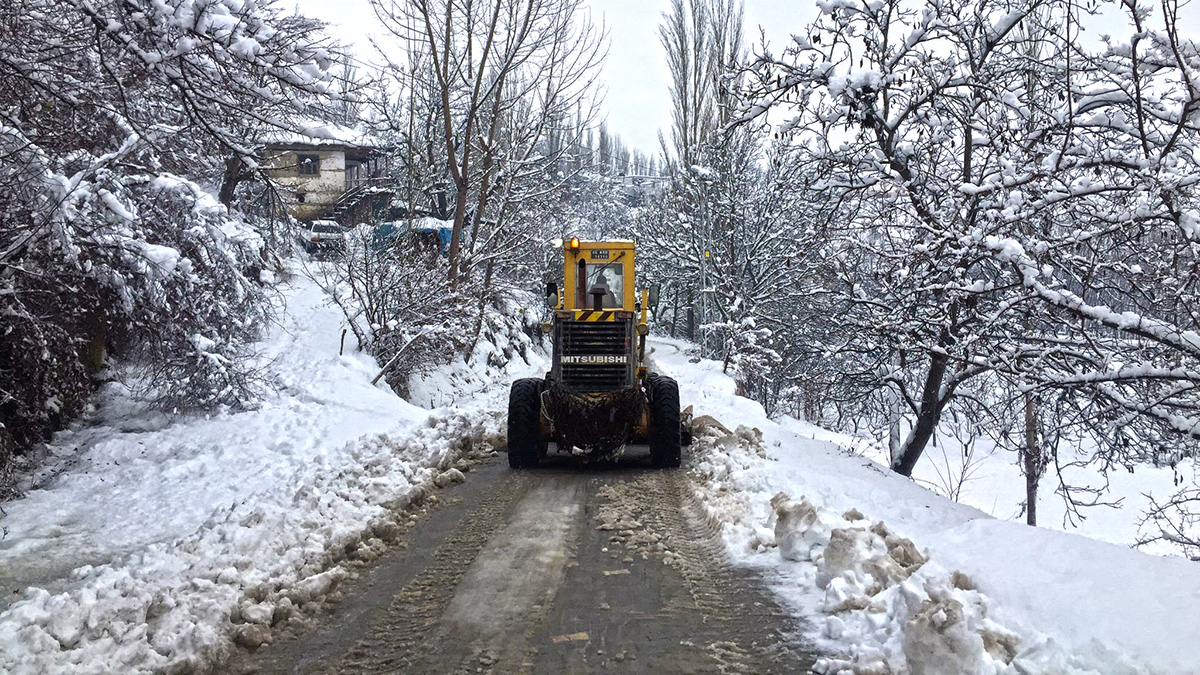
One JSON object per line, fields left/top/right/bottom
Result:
{"left": 6, "top": 278, "right": 1197, "bottom": 674}
{"left": 650, "top": 337, "right": 1200, "bottom": 675}
{"left": 0, "top": 271, "right": 540, "bottom": 674}
{"left": 837, "top": 419, "right": 1193, "bottom": 556}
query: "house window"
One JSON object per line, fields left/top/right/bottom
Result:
{"left": 297, "top": 154, "right": 319, "bottom": 175}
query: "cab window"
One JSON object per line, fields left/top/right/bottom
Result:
{"left": 578, "top": 262, "right": 623, "bottom": 309}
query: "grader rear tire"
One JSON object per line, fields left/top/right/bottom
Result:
{"left": 507, "top": 378, "right": 544, "bottom": 469}
{"left": 648, "top": 375, "right": 682, "bottom": 468}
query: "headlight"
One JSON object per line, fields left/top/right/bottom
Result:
{"left": 540, "top": 322, "right": 554, "bottom": 334}
{"left": 636, "top": 323, "right": 649, "bottom": 335}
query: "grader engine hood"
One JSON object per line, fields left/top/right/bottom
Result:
{"left": 552, "top": 314, "right": 636, "bottom": 392}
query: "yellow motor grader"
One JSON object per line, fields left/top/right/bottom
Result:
{"left": 507, "top": 238, "right": 683, "bottom": 468}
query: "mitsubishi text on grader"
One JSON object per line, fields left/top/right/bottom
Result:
{"left": 507, "top": 238, "right": 684, "bottom": 468}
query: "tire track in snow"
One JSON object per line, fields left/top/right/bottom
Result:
{"left": 304, "top": 466, "right": 549, "bottom": 667}
{"left": 225, "top": 452, "right": 817, "bottom": 675}
{"left": 584, "top": 469, "right": 813, "bottom": 674}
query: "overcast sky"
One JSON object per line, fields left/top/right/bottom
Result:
{"left": 587, "top": 0, "right": 813, "bottom": 152}
{"left": 293, "top": 0, "right": 813, "bottom": 153}
{"left": 295, "top": 0, "right": 1199, "bottom": 156}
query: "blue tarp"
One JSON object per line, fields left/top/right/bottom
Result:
{"left": 374, "top": 219, "right": 453, "bottom": 254}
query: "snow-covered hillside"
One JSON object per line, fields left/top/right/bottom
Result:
{"left": 651, "top": 337, "right": 1200, "bottom": 675}
{"left": 0, "top": 272, "right": 539, "bottom": 674}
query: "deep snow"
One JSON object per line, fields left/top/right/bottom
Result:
{"left": 0, "top": 271, "right": 539, "bottom": 674}
{"left": 650, "top": 337, "right": 1200, "bottom": 675}
{"left": 1, "top": 273, "right": 426, "bottom": 598}
{"left": 842, "top": 418, "right": 1196, "bottom": 556}
{"left": 4, "top": 278, "right": 1198, "bottom": 674}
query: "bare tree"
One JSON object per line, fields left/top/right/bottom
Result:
{"left": 371, "top": 0, "right": 606, "bottom": 288}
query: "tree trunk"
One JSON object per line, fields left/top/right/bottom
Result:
{"left": 218, "top": 155, "right": 247, "bottom": 206}
{"left": 891, "top": 350, "right": 950, "bottom": 477}
{"left": 435, "top": 187, "right": 448, "bottom": 219}
{"left": 803, "top": 381, "right": 819, "bottom": 422}
{"left": 1022, "top": 392, "right": 1041, "bottom": 526}
{"left": 887, "top": 385, "right": 903, "bottom": 468}
{"left": 466, "top": 259, "right": 495, "bottom": 363}
{"left": 446, "top": 182, "right": 470, "bottom": 287}
{"left": 670, "top": 287, "right": 681, "bottom": 338}
{"left": 79, "top": 307, "right": 109, "bottom": 376}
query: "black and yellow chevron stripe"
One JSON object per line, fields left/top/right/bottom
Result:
{"left": 574, "top": 310, "right": 618, "bottom": 321}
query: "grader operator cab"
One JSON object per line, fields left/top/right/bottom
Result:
{"left": 507, "top": 238, "right": 683, "bottom": 468}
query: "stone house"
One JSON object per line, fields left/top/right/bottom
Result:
{"left": 619, "top": 173, "right": 669, "bottom": 206}
{"left": 263, "top": 122, "right": 392, "bottom": 223}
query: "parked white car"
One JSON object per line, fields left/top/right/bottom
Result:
{"left": 298, "top": 220, "right": 345, "bottom": 255}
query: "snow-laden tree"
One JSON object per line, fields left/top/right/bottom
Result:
{"left": 311, "top": 0, "right": 608, "bottom": 384}
{"left": 643, "top": 0, "right": 839, "bottom": 407}
{"left": 640, "top": 0, "right": 796, "bottom": 384}
{"left": 0, "top": 0, "right": 340, "bottom": 469}
{"left": 735, "top": 0, "right": 1199, "bottom": 489}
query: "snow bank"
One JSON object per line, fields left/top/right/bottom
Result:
{"left": 0, "top": 271, "right": 511, "bottom": 673}
{"left": 0, "top": 414, "right": 499, "bottom": 674}
{"left": 931, "top": 520, "right": 1200, "bottom": 673}
{"left": 1, "top": 272, "right": 421, "bottom": 593}
{"left": 405, "top": 295, "right": 548, "bottom": 409}
{"left": 652, "top": 338, "right": 1200, "bottom": 675}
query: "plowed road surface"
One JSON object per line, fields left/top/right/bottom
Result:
{"left": 224, "top": 450, "right": 816, "bottom": 674}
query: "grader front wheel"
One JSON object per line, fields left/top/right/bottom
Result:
{"left": 507, "top": 378, "right": 545, "bottom": 469}
{"left": 648, "top": 375, "right": 682, "bottom": 468}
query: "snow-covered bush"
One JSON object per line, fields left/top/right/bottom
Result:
{"left": 315, "top": 220, "right": 549, "bottom": 391}
{"left": 703, "top": 315, "right": 781, "bottom": 396}
{"left": 0, "top": 152, "right": 271, "bottom": 452}
{"left": 113, "top": 176, "right": 273, "bottom": 410}
{"left": 0, "top": 0, "right": 338, "bottom": 476}
{"left": 1140, "top": 486, "right": 1200, "bottom": 561}
{"left": 315, "top": 226, "right": 473, "bottom": 391}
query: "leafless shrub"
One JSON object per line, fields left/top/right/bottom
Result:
{"left": 1138, "top": 484, "right": 1200, "bottom": 561}
{"left": 312, "top": 227, "right": 473, "bottom": 391}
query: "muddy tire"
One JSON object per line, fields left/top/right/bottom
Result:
{"left": 507, "top": 378, "right": 544, "bottom": 469}
{"left": 648, "top": 375, "right": 682, "bottom": 468}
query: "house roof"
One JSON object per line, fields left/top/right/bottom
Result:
{"left": 261, "top": 119, "right": 379, "bottom": 150}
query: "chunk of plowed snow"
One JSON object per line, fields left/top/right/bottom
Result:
{"left": 684, "top": 408, "right": 1152, "bottom": 675}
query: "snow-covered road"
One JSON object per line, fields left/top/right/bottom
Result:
{"left": 4, "top": 274, "right": 1200, "bottom": 675}
{"left": 223, "top": 454, "right": 815, "bottom": 675}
